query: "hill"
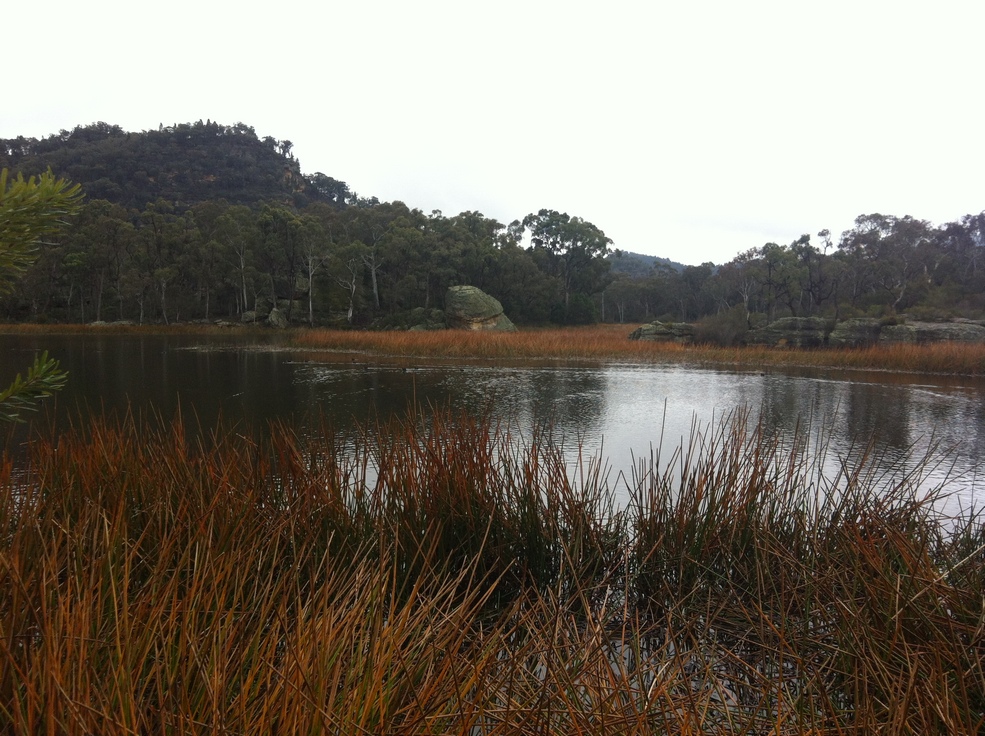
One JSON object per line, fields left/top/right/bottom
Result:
{"left": 0, "top": 120, "right": 350, "bottom": 210}
{"left": 606, "top": 249, "right": 685, "bottom": 278}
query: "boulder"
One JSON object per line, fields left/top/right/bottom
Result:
{"left": 628, "top": 321, "right": 695, "bottom": 343}
{"left": 746, "top": 317, "right": 830, "bottom": 347}
{"left": 444, "top": 285, "right": 516, "bottom": 331}
{"left": 827, "top": 318, "right": 882, "bottom": 347}
{"left": 266, "top": 307, "right": 289, "bottom": 329}
{"left": 880, "top": 320, "right": 985, "bottom": 344}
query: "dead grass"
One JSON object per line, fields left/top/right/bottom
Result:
{"left": 294, "top": 325, "right": 985, "bottom": 376}
{"left": 0, "top": 407, "right": 982, "bottom": 733}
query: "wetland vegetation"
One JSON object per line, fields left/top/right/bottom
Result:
{"left": 1, "top": 402, "right": 983, "bottom": 733}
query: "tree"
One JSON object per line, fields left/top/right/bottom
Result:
{"left": 0, "top": 169, "right": 82, "bottom": 420}
{"left": 517, "top": 209, "right": 612, "bottom": 312}
{"left": 329, "top": 240, "right": 366, "bottom": 324}
{"left": 297, "top": 215, "right": 330, "bottom": 326}
{"left": 257, "top": 205, "right": 304, "bottom": 320}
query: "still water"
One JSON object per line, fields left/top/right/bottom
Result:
{"left": 3, "top": 332, "right": 983, "bottom": 513}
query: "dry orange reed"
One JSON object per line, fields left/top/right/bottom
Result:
{"left": 294, "top": 324, "right": 985, "bottom": 375}
{"left": 0, "top": 405, "right": 982, "bottom": 734}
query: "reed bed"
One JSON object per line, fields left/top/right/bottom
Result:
{"left": 3, "top": 322, "right": 985, "bottom": 375}
{"left": 293, "top": 325, "right": 985, "bottom": 376}
{"left": 1, "top": 406, "right": 982, "bottom": 734}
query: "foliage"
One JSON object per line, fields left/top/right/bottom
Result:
{"left": 0, "top": 168, "right": 83, "bottom": 294}
{"left": 0, "top": 350, "right": 68, "bottom": 422}
{"left": 0, "top": 168, "right": 81, "bottom": 420}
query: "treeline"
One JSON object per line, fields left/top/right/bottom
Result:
{"left": 0, "top": 195, "right": 612, "bottom": 327}
{"left": 604, "top": 212, "right": 985, "bottom": 340}
{"left": 1, "top": 122, "right": 612, "bottom": 326}
{"left": 3, "top": 121, "right": 984, "bottom": 332}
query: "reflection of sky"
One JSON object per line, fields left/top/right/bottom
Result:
{"left": 3, "top": 333, "right": 981, "bottom": 517}
{"left": 291, "top": 361, "right": 984, "bottom": 514}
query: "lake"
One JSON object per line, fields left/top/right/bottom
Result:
{"left": 2, "top": 332, "right": 983, "bottom": 514}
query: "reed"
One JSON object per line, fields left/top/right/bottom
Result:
{"left": 292, "top": 325, "right": 985, "bottom": 376}
{"left": 0, "top": 407, "right": 982, "bottom": 733}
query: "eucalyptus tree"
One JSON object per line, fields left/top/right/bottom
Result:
{"left": 517, "top": 209, "right": 612, "bottom": 312}
{"left": 297, "top": 215, "right": 330, "bottom": 326}
{"left": 837, "top": 214, "right": 934, "bottom": 313}
{"left": 214, "top": 205, "right": 260, "bottom": 315}
{"left": 329, "top": 240, "right": 366, "bottom": 324}
{"left": 257, "top": 204, "right": 304, "bottom": 320}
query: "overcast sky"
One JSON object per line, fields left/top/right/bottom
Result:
{"left": 6, "top": 1, "right": 984, "bottom": 265}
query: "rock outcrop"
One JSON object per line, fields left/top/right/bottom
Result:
{"left": 444, "top": 285, "right": 516, "bottom": 331}
{"left": 740, "top": 316, "right": 985, "bottom": 347}
{"left": 628, "top": 321, "right": 695, "bottom": 343}
{"left": 746, "top": 317, "right": 830, "bottom": 347}
{"left": 880, "top": 320, "right": 985, "bottom": 344}
{"left": 827, "top": 318, "right": 882, "bottom": 347}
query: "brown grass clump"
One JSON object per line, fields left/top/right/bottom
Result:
{"left": 0, "top": 408, "right": 983, "bottom": 733}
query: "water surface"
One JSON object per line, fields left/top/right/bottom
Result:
{"left": 2, "top": 332, "right": 981, "bottom": 512}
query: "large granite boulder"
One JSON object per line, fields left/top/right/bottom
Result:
{"left": 628, "top": 321, "right": 695, "bottom": 343}
{"left": 880, "top": 320, "right": 985, "bottom": 344}
{"left": 444, "top": 285, "right": 516, "bottom": 331}
{"left": 266, "top": 307, "right": 289, "bottom": 329}
{"left": 827, "top": 318, "right": 882, "bottom": 347}
{"left": 746, "top": 317, "right": 830, "bottom": 347}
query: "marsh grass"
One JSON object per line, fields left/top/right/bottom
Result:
{"left": 293, "top": 325, "right": 985, "bottom": 376}
{"left": 1, "top": 407, "right": 983, "bottom": 733}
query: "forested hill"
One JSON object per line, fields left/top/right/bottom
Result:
{"left": 0, "top": 120, "right": 350, "bottom": 210}
{"left": 607, "top": 249, "right": 685, "bottom": 278}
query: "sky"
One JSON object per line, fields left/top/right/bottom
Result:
{"left": 6, "top": 1, "right": 985, "bottom": 265}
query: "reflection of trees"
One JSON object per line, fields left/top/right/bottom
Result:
{"left": 423, "top": 366, "right": 608, "bottom": 446}
{"left": 524, "top": 368, "right": 607, "bottom": 442}
{"left": 844, "top": 383, "right": 911, "bottom": 451}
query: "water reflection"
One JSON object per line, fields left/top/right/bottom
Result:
{"left": 1, "top": 334, "right": 981, "bottom": 512}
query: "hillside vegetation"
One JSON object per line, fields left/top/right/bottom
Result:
{"left": 2, "top": 121, "right": 984, "bottom": 336}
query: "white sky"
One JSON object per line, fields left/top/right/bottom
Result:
{"left": 6, "top": 1, "right": 985, "bottom": 265}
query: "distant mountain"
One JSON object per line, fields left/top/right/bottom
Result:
{"left": 606, "top": 249, "right": 686, "bottom": 278}
{"left": 0, "top": 120, "right": 350, "bottom": 210}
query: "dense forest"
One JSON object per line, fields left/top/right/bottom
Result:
{"left": 2, "top": 121, "right": 984, "bottom": 336}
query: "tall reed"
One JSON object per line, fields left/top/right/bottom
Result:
{"left": 0, "top": 407, "right": 981, "bottom": 733}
